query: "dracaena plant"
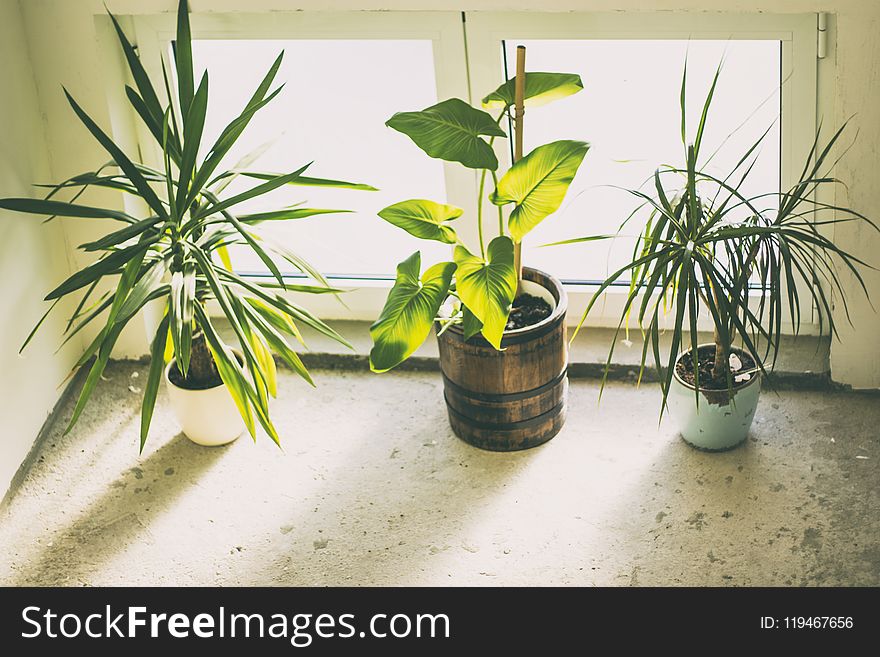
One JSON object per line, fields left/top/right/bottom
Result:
{"left": 369, "top": 71, "right": 589, "bottom": 372}
{"left": 563, "top": 61, "right": 876, "bottom": 410}
{"left": 0, "top": 0, "right": 374, "bottom": 449}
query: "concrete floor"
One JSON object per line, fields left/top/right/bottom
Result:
{"left": 0, "top": 360, "right": 877, "bottom": 586}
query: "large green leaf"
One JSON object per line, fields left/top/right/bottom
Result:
{"left": 453, "top": 236, "right": 516, "bottom": 349}
{"left": 491, "top": 140, "right": 589, "bottom": 242}
{"left": 386, "top": 98, "right": 505, "bottom": 170}
{"left": 461, "top": 306, "right": 483, "bottom": 341}
{"left": 377, "top": 199, "right": 463, "bottom": 244}
{"left": 369, "top": 252, "right": 456, "bottom": 373}
{"left": 63, "top": 89, "right": 169, "bottom": 220}
{"left": 482, "top": 72, "right": 584, "bottom": 109}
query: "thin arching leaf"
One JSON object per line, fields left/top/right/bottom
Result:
{"left": 79, "top": 216, "right": 162, "bottom": 251}
{"left": 44, "top": 238, "right": 158, "bottom": 301}
{"left": 194, "top": 303, "right": 256, "bottom": 439}
{"left": 63, "top": 90, "right": 168, "bottom": 220}
{"left": 173, "top": 0, "right": 194, "bottom": 115}
{"left": 693, "top": 62, "right": 722, "bottom": 159}
{"left": 109, "top": 16, "right": 161, "bottom": 120}
{"left": 141, "top": 309, "right": 171, "bottom": 452}
{"left": 195, "top": 163, "right": 311, "bottom": 219}
{"left": 0, "top": 197, "right": 136, "bottom": 223}
{"left": 189, "top": 53, "right": 285, "bottom": 201}
{"left": 176, "top": 71, "right": 209, "bottom": 217}
{"left": 239, "top": 300, "right": 311, "bottom": 386}
{"left": 20, "top": 299, "right": 61, "bottom": 354}
{"left": 234, "top": 171, "right": 377, "bottom": 192}
{"left": 238, "top": 208, "right": 350, "bottom": 223}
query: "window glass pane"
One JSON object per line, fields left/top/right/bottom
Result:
{"left": 191, "top": 39, "right": 450, "bottom": 277}
{"left": 503, "top": 40, "right": 781, "bottom": 283}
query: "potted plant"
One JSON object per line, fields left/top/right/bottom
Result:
{"left": 564, "top": 62, "right": 875, "bottom": 451}
{"left": 0, "top": 0, "right": 373, "bottom": 449}
{"left": 368, "top": 46, "right": 589, "bottom": 451}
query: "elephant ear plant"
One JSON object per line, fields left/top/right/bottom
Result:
{"left": 369, "top": 47, "right": 589, "bottom": 451}
{"left": 0, "top": 0, "right": 373, "bottom": 449}
{"left": 563, "top": 61, "right": 876, "bottom": 450}
{"left": 369, "top": 60, "right": 588, "bottom": 372}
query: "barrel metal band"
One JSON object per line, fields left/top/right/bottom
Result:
{"left": 440, "top": 368, "right": 568, "bottom": 404}
{"left": 444, "top": 393, "right": 567, "bottom": 431}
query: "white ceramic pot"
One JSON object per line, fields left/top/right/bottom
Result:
{"left": 164, "top": 356, "right": 245, "bottom": 447}
{"left": 667, "top": 344, "right": 761, "bottom": 451}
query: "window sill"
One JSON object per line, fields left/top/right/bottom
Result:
{"left": 216, "top": 318, "right": 833, "bottom": 390}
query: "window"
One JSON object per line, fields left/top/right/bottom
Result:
{"left": 190, "top": 38, "right": 450, "bottom": 278}
{"left": 467, "top": 12, "right": 817, "bottom": 329}
{"left": 500, "top": 39, "right": 781, "bottom": 284}
{"left": 131, "top": 11, "right": 818, "bottom": 328}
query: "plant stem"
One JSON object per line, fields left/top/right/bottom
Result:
{"left": 513, "top": 45, "right": 526, "bottom": 294}
{"left": 712, "top": 286, "right": 729, "bottom": 380}
{"left": 477, "top": 167, "right": 487, "bottom": 259}
{"left": 186, "top": 330, "right": 219, "bottom": 385}
{"left": 477, "top": 134, "right": 503, "bottom": 260}
{"left": 491, "top": 169, "right": 504, "bottom": 235}
{"left": 731, "top": 240, "right": 761, "bottom": 338}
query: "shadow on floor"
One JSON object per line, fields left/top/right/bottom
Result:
{"left": 234, "top": 405, "right": 536, "bottom": 586}
{"left": 9, "top": 432, "right": 227, "bottom": 586}
{"left": 595, "top": 419, "right": 880, "bottom": 586}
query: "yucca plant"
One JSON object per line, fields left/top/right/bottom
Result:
{"left": 564, "top": 61, "right": 876, "bottom": 413}
{"left": 0, "top": 0, "right": 373, "bottom": 449}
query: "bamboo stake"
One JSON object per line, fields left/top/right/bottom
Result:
{"left": 513, "top": 45, "right": 526, "bottom": 296}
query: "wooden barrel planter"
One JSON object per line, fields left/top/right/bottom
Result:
{"left": 436, "top": 267, "right": 568, "bottom": 451}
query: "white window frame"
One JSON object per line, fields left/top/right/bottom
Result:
{"left": 465, "top": 11, "right": 819, "bottom": 332}
{"left": 132, "top": 11, "right": 473, "bottom": 321}
{"left": 129, "top": 10, "right": 820, "bottom": 333}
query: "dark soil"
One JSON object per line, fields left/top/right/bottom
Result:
{"left": 168, "top": 362, "right": 224, "bottom": 390}
{"left": 675, "top": 345, "right": 757, "bottom": 390}
{"left": 168, "top": 348, "right": 243, "bottom": 391}
{"left": 506, "top": 293, "right": 553, "bottom": 331}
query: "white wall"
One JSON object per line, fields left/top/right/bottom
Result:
{"left": 0, "top": 0, "right": 82, "bottom": 497}
{"left": 15, "top": 0, "right": 880, "bottom": 388}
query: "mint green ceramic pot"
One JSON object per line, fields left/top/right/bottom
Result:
{"left": 666, "top": 345, "right": 761, "bottom": 451}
